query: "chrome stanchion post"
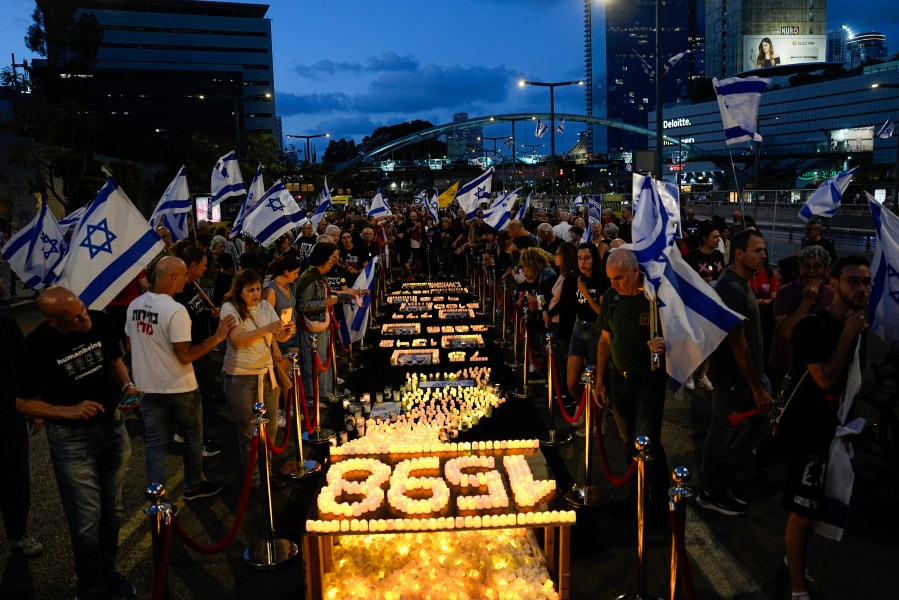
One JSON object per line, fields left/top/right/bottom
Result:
{"left": 565, "top": 365, "right": 610, "bottom": 507}
{"left": 303, "top": 332, "right": 336, "bottom": 444}
{"left": 244, "top": 403, "right": 300, "bottom": 569}
{"left": 669, "top": 466, "right": 694, "bottom": 600}
{"left": 500, "top": 283, "right": 510, "bottom": 347}
{"left": 145, "top": 483, "right": 172, "bottom": 600}
{"left": 345, "top": 337, "right": 363, "bottom": 372}
{"left": 538, "top": 332, "right": 573, "bottom": 446}
{"left": 505, "top": 291, "right": 522, "bottom": 367}
{"left": 491, "top": 267, "right": 499, "bottom": 328}
{"left": 331, "top": 332, "right": 351, "bottom": 399}
{"left": 283, "top": 353, "right": 321, "bottom": 479}
{"left": 514, "top": 303, "right": 531, "bottom": 398}
{"left": 635, "top": 436, "right": 653, "bottom": 600}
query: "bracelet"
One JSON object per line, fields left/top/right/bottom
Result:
{"left": 121, "top": 382, "right": 134, "bottom": 393}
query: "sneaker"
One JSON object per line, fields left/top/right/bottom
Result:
{"left": 9, "top": 534, "right": 43, "bottom": 557}
{"left": 684, "top": 376, "right": 695, "bottom": 391}
{"left": 278, "top": 410, "right": 287, "bottom": 428}
{"left": 201, "top": 441, "right": 222, "bottom": 458}
{"left": 695, "top": 488, "right": 748, "bottom": 516}
{"left": 336, "top": 377, "right": 346, "bottom": 386}
{"left": 173, "top": 433, "right": 184, "bottom": 444}
{"left": 104, "top": 571, "right": 136, "bottom": 597}
{"left": 183, "top": 480, "right": 224, "bottom": 501}
{"left": 697, "top": 374, "right": 715, "bottom": 391}
{"left": 325, "top": 392, "right": 338, "bottom": 404}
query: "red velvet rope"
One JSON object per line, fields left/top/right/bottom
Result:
{"left": 314, "top": 345, "right": 332, "bottom": 373}
{"left": 671, "top": 504, "right": 699, "bottom": 600}
{"left": 298, "top": 374, "right": 317, "bottom": 433}
{"left": 150, "top": 514, "right": 172, "bottom": 600}
{"left": 266, "top": 392, "right": 292, "bottom": 455}
{"left": 328, "top": 307, "right": 351, "bottom": 353}
{"left": 552, "top": 358, "right": 587, "bottom": 424}
{"left": 592, "top": 408, "right": 638, "bottom": 487}
{"left": 517, "top": 316, "right": 526, "bottom": 341}
{"left": 527, "top": 339, "right": 547, "bottom": 371}
{"left": 171, "top": 434, "right": 259, "bottom": 553}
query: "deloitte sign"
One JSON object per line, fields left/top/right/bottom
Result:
{"left": 663, "top": 118, "right": 691, "bottom": 129}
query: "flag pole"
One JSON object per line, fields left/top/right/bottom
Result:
{"left": 725, "top": 146, "right": 749, "bottom": 230}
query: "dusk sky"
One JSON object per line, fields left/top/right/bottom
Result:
{"left": 3, "top": 0, "right": 899, "bottom": 153}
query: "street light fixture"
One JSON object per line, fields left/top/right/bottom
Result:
{"left": 286, "top": 133, "right": 331, "bottom": 166}
{"left": 518, "top": 79, "right": 584, "bottom": 197}
{"left": 481, "top": 135, "right": 512, "bottom": 190}
{"left": 869, "top": 83, "right": 899, "bottom": 202}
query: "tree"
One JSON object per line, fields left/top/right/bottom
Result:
{"left": 360, "top": 120, "right": 447, "bottom": 159}
{"left": 26, "top": 0, "right": 102, "bottom": 72}
{"left": 322, "top": 137, "right": 360, "bottom": 166}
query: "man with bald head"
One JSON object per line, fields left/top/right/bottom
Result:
{"left": 16, "top": 286, "right": 137, "bottom": 599}
{"left": 126, "top": 256, "right": 236, "bottom": 502}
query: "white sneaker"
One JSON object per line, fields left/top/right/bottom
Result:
{"left": 684, "top": 376, "right": 695, "bottom": 391}
{"left": 697, "top": 374, "right": 715, "bottom": 391}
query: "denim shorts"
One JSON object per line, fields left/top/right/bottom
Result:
{"left": 568, "top": 318, "right": 601, "bottom": 363}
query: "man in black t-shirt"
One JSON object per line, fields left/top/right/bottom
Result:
{"left": 781, "top": 256, "right": 870, "bottom": 600}
{"left": 15, "top": 287, "right": 137, "bottom": 600}
{"left": 294, "top": 221, "right": 318, "bottom": 267}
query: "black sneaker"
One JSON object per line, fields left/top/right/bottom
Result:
{"left": 104, "top": 571, "right": 136, "bottom": 597}
{"left": 695, "top": 488, "right": 748, "bottom": 516}
{"left": 183, "top": 480, "right": 224, "bottom": 501}
{"left": 201, "top": 441, "right": 222, "bottom": 457}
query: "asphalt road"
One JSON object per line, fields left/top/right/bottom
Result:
{"left": 1, "top": 298, "right": 897, "bottom": 600}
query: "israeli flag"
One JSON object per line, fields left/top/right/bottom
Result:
{"left": 555, "top": 119, "right": 565, "bottom": 135}
{"left": 867, "top": 193, "right": 899, "bottom": 348}
{"left": 368, "top": 191, "right": 391, "bottom": 218}
{"left": 426, "top": 192, "right": 440, "bottom": 224}
{"left": 230, "top": 165, "right": 266, "bottom": 238}
{"left": 456, "top": 167, "right": 494, "bottom": 220}
{"left": 535, "top": 120, "right": 548, "bottom": 139}
{"left": 482, "top": 188, "right": 521, "bottom": 231}
{"left": 798, "top": 166, "right": 857, "bottom": 222}
{"left": 241, "top": 181, "right": 303, "bottom": 247}
{"left": 656, "top": 179, "right": 683, "bottom": 240}
{"left": 712, "top": 76, "right": 770, "bottom": 145}
{"left": 55, "top": 177, "right": 164, "bottom": 310}
{"left": 57, "top": 205, "right": 87, "bottom": 234}
{"left": 514, "top": 192, "right": 531, "bottom": 222}
{"left": 876, "top": 119, "right": 896, "bottom": 139}
{"left": 572, "top": 194, "right": 585, "bottom": 212}
{"left": 0, "top": 200, "right": 69, "bottom": 290}
{"left": 309, "top": 176, "right": 332, "bottom": 227}
{"left": 150, "top": 166, "right": 191, "bottom": 241}
{"left": 339, "top": 256, "right": 379, "bottom": 345}
{"left": 210, "top": 150, "right": 246, "bottom": 206}
{"left": 582, "top": 217, "right": 596, "bottom": 243}
{"left": 626, "top": 173, "right": 743, "bottom": 388}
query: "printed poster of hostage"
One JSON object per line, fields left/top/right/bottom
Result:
{"left": 743, "top": 34, "right": 826, "bottom": 71}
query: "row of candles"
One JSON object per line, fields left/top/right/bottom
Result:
{"left": 307, "top": 509, "right": 577, "bottom": 534}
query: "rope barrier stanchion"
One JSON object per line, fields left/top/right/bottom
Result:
{"left": 303, "top": 332, "right": 336, "bottom": 445}
{"left": 631, "top": 436, "right": 655, "bottom": 600}
{"left": 500, "top": 283, "right": 511, "bottom": 347}
{"left": 505, "top": 296, "right": 522, "bottom": 368}
{"left": 145, "top": 483, "right": 173, "bottom": 600}
{"left": 265, "top": 390, "right": 292, "bottom": 455}
{"left": 327, "top": 321, "right": 351, "bottom": 400}
{"left": 345, "top": 335, "right": 363, "bottom": 372}
{"left": 283, "top": 353, "right": 321, "bottom": 479}
{"left": 513, "top": 304, "right": 531, "bottom": 398}
{"left": 537, "top": 332, "right": 573, "bottom": 447}
{"left": 668, "top": 466, "right": 697, "bottom": 600}
{"left": 244, "top": 402, "right": 300, "bottom": 569}
{"left": 565, "top": 366, "right": 611, "bottom": 508}
{"left": 490, "top": 267, "right": 498, "bottom": 329}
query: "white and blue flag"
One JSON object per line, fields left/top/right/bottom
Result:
{"left": 309, "top": 176, "right": 333, "bottom": 227}
{"left": 1, "top": 200, "right": 69, "bottom": 290}
{"left": 456, "top": 167, "right": 494, "bottom": 220}
{"left": 57, "top": 205, "right": 87, "bottom": 233}
{"left": 798, "top": 166, "right": 857, "bottom": 222}
{"left": 55, "top": 177, "right": 164, "bottom": 310}
{"left": 482, "top": 188, "right": 521, "bottom": 231}
{"left": 426, "top": 192, "right": 440, "bottom": 224}
{"left": 867, "top": 193, "right": 899, "bottom": 348}
{"left": 712, "top": 76, "right": 770, "bottom": 145}
{"left": 572, "top": 194, "right": 585, "bottom": 213}
{"left": 240, "top": 180, "right": 303, "bottom": 247}
{"left": 150, "top": 166, "right": 191, "bottom": 241}
{"left": 210, "top": 150, "right": 246, "bottom": 206}
{"left": 514, "top": 192, "right": 531, "bottom": 222}
{"left": 339, "top": 256, "right": 379, "bottom": 345}
{"left": 368, "top": 191, "right": 391, "bottom": 218}
{"left": 876, "top": 119, "right": 896, "bottom": 139}
{"left": 626, "top": 173, "right": 744, "bottom": 388}
{"left": 555, "top": 119, "right": 565, "bottom": 135}
{"left": 535, "top": 120, "right": 548, "bottom": 139}
{"left": 230, "top": 165, "right": 265, "bottom": 238}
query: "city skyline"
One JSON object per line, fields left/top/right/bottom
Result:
{"left": 2, "top": 0, "right": 899, "bottom": 151}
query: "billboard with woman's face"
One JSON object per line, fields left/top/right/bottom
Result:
{"left": 743, "top": 35, "right": 826, "bottom": 71}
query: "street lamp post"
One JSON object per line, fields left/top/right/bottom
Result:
{"left": 286, "top": 133, "right": 331, "bottom": 166}
{"left": 870, "top": 83, "right": 899, "bottom": 203}
{"left": 482, "top": 135, "right": 511, "bottom": 190}
{"left": 519, "top": 79, "right": 584, "bottom": 198}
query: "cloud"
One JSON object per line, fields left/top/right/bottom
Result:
{"left": 276, "top": 91, "right": 350, "bottom": 115}
{"left": 293, "top": 52, "right": 420, "bottom": 79}
{"left": 366, "top": 52, "right": 419, "bottom": 72}
{"left": 313, "top": 115, "right": 384, "bottom": 137}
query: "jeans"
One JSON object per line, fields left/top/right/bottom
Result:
{"left": 140, "top": 390, "right": 204, "bottom": 493}
{"left": 0, "top": 404, "right": 31, "bottom": 540}
{"left": 300, "top": 328, "right": 333, "bottom": 400}
{"left": 223, "top": 372, "right": 279, "bottom": 485}
{"left": 45, "top": 412, "right": 131, "bottom": 597}
{"left": 608, "top": 370, "right": 670, "bottom": 503}
{"left": 701, "top": 379, "right": 772, "bottom": 495}
{"left": 568, "top": 319, "right": 601, "bottom": 364}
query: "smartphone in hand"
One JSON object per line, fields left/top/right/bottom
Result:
{"left": 119, "top": 392, "right": 142, "bottom": 409}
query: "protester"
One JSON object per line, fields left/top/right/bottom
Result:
{"left": 801, "top": 219, "right": 838, "bottom": 266}
{"left": 567, "top": 243, "right": 608, "bottom": 411}
{"left": 544, "top": 242, "right": 579, "bottom": 407}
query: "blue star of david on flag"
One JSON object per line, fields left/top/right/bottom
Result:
{"left": 80, "top": 218, "right": 117, "bottom": 258}
{"left": 267, "top": 197, "right": 286, "bottom": 212}
{"left": 40, "top": 232, "right": 60, "bottom": 259}
{"left": 475, "top": 186, "right": 490, "bottom": 201}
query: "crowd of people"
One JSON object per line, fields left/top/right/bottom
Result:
{"left": 2, "top": 199, "right": 867, "bottom": 600}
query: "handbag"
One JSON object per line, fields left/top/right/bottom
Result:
{"left": 303, "top": 309, "right": 330, "bottom": 334}
{"left": 273, "top": 356, "right": 293, "bottom": 390}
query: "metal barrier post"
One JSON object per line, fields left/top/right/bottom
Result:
{"left": 283, "top": 353, "right": 321, "bottom": 479}
{"left": 145, "top": 483, "right": 172, "bottom": 600}
{"left": 537, "top": 332, "right": 573, "bottom": 447}
{"left": 669, "top": 466, "right": 694, "bottom": 600}
{"left": 565, "top": 366, "right": 610, "bottom": 507}
{"left": 513, "top": 304, "right": 531, "bottom": 398}
{"left": 303, "top": 332, "right": 336, "bottom": 444}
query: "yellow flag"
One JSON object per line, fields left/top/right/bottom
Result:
{"left": 437, "top": 181, "right": 459, "bottom": 208}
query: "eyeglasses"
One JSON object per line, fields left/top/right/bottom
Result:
{"left": 843, "top": 277, "right": 873, "bottom": 288}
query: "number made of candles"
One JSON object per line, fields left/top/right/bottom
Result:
{"left": 502, "top": 455, "right": 556, "bottom": 508}
{"left": 387, "top": 456, "right": 451, "bottom": 514}
{"left": 444, "top": 456, "right": 510, "bottom": 511}
{"left": 318, "top": 458, "right": 392, "bottom": 517}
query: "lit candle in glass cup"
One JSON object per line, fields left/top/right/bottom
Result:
{"left": 339, "top": 431, "right": 348, "bottom": 445}
{"left": 361, "top": 393, "right": 371, "bottom": 404}
{"left": 376, "top": 392, "right": 384, "bottom": 403}
{"left": 384, "top": 386, "right": 392, "bottom": 399}
{"left": 393, "top": 390, "right": 402, "bottom": 403}
{"left": 342, "top": 398, "right": 351, "bottom": 410}
{"left": 345, "top": 415, "right": 355, "bottom": 432}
